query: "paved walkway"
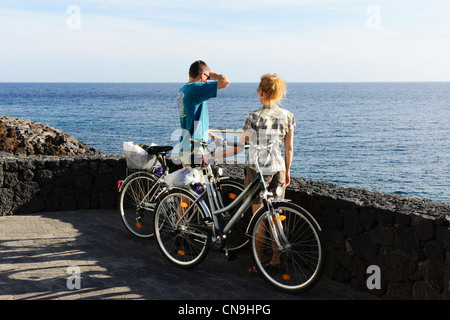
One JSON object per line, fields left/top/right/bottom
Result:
{"left": 0, "top": 209, "right": 374, "bottom": 301}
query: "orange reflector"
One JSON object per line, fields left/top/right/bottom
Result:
{"left": 282, "top": 274, "right": 291, "bottom": 281}
{"left": 177, "top": 250, "right": 185, "bottom": 256}
{"left": 228, "top": 193, "right": 237, "bottom": 200}
{"left": 277, "top": 215, "right": 286, "bottom": 221}
{"left": 180, "top": 202, "right": 188, "bottom": 208}
{"left": 135, "top": 222, "right": 142, "bottom": 229}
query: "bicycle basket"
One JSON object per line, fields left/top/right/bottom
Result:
{"left": 123, "top": 141, "right": 157, "bottom": 169}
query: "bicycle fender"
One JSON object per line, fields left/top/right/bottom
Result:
{"left": 245, "top": 205, "right": 267, "bottom": 237}
{"left": 162, "top": 186, "right": 212, "bottom": 217}
{"left": 245, "top": 200, "right": 323, "bottom": 236}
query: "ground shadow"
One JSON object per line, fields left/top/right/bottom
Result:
{"left": 0, "top": 210, "right": 373, "bottom": 300}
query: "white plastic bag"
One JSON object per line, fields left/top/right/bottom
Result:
{"left": 123, "top": 141, "right": 156, "bottom": 169}
{"left": 164, "top": 167, "right": 201, "bottom": 187}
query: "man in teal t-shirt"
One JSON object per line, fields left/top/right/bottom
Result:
{"left": 177, "top": 60, "right": 230, "bottom": 166}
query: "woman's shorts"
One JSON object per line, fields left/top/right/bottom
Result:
{"left": 244, "top": 167, "right": 286, "bottom": 203}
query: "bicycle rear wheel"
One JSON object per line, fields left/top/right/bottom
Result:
{"left": 215, "top": 179, "right": 251, "bottom": 251}
{"left": 119, "top": 172, "right": 160, "bottom": 238}
{"left": 249, "top": 201, "right": 326, "bottom": 294}
{"left": 154, "top": 188, "right": 210, "bottom": 268}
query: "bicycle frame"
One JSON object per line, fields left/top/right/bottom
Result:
{"left": 175, "top": 147, "right": 290, "bottom": 252}
{"left": 202, "top": 167, "right": 262, "bottom": 235}
{"left": 210, "top": 167, "right": 288, "bottom": 250}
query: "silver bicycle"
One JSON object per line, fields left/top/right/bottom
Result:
{"left": 118, "top": 145, "right": 174, "bottom": 238}
{"left": 154, "top": 142, "right": 327, "bottom": 294}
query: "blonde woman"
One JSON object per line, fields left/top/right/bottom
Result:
{"left": 208, "top": 73, "right": 296, "bottom": 273}
{"left": 242, "top": 73, "right": 295, "bottom": 199}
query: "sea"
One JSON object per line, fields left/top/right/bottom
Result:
{"left": 0, "top": 82, "right": 449, "bottom": 203}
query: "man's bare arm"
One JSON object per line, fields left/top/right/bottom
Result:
{"left": 209, "top": 72, "right": 230, "bottom": 90}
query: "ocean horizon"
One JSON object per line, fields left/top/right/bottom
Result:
{"left": 1, "top": 82, "right": 449, "bottom": 203}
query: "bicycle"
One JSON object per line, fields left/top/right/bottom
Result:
{"left": 118, "top": 142, "right": 247, "bottom": 243}
{"left": 154, "top": 142, "right": 327, "bottom": 294}
{"left": 186, "top": 139, "right": 252, "bottom": 253}
{"left": 118, "top": 145, "right": 175, "bottom": 238}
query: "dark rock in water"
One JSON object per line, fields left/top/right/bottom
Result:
{"left": 0, "top": 115, "right": 101, "bottom": 156}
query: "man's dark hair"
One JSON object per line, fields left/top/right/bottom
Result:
{"left": 189, "top": 60, "right": 209, "bottom": 79}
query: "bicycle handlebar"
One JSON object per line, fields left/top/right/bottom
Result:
{"left": 254, "top": 142, "right": 274, "bottom": 150}
{"left": 189, "top": 138, "right": 273, "bottom": 170}
{"left": 226, "top": 141, "right": 250, "bottom": 148}
{"left": 189, "top": 139, "right": 249, "bottom": 151}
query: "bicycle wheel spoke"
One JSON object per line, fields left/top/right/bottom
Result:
{"left": 214, "top": 180, "right": 249, "bottom": 251}
{"left": 155, "top": 189, "right": 210, "bottom": 268}
{"left": 251, "top": 203, "right": 326, "bottom": 293}
{"left": 119, "top": 173, "right": 160, "bottom": 238}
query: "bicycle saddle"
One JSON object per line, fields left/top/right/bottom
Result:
{"left": 145, "top": 145, "right": 173, "bottom": 154}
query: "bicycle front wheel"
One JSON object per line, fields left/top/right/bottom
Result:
{"left": 154, "top": 188, "right": 210, "bottom": 268}
{"left": 249, "top": 201, "right": 326, "bottom": 294}
{"left": 119, "top": 172, "right": 161, "bottom": 238}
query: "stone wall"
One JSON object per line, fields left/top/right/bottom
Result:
{"left": 0, "top": 156, "right": 449, "bottom": 299}
{"left": 223, "top": 164, "right": 450, "bottom": 300}
{"left": 0, "top": 154, "right": 126, "bottom": 215}
{"left": 288, "top": 184, "right": 449, "bottom": 300}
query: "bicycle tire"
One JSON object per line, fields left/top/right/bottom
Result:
{"left": 249, "top": 201, "right": 326, "bottom": 294}
{"left": 119, "top": 171, "right": 162, "bottom": 238}
{"left": 214, "top": 179, "right": 251, "bottom": 251}
{"left": 154, "top": 187, "right": 210, "bottom": 269}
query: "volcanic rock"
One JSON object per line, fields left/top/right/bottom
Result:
{"left": 0, "top": 115, "right": 100, "bottom": 156}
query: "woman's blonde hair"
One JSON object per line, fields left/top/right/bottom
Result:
{"left": 257, "top": 73, "right": 287, "bottom": 104}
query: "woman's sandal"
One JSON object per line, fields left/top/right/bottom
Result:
{"left": 264, "top": 262, "right": 282, "bottom": 271}
{"left": 247, "top": 265, "right": 259, "bottom": 276}
{"left": 247, "top": 263, "right": 282, "bottom": 275}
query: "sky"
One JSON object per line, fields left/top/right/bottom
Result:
{"left": 1, "top": 0, "right": 450, "bottom": 82}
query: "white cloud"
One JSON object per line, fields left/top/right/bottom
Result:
{"left": 1, "top": 1, "right": 450, "bottom": 82}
